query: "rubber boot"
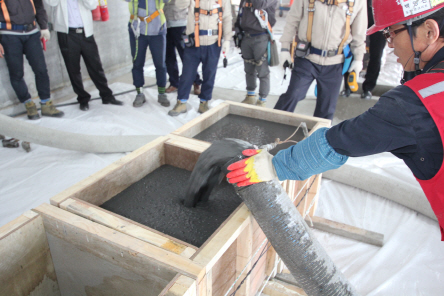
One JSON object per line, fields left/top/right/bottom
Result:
{"left": 168, "top": 100, "right": 187, "bottom": 116}
{"left": 158, "top": 93, "right": 170, "bottom": 107}
{"left": 241, "top": 95, "right": 257, "bottom": 105}
{"left": 133, "top": 93, "right": 146, "bottom": 107}
{"left": 25, "top": 100, "right": 40, "bottom": 120}
{"left": 198, "top": 101, "right": 209, "bottom": 114}
{"left": 41, "top": 100, "right": 64, "bottom": 118}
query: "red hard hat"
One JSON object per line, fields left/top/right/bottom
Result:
{"left": 367, "top": 0, "right": 444, "bottom": 35}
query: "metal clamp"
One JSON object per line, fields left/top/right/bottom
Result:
{"left": 208, "top": 29, "right": 213, "bottom": 36}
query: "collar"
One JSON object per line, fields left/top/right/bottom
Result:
{"left": 423, "top": 46, "right": 444, "bottom": 73}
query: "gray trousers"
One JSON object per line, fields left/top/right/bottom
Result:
{"left": 241, "top": 33, "right": 270, "bottom": 99}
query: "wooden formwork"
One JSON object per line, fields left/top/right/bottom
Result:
{"left": 47, "top": 135, "right": 284, "bottom": 295}
{"left": 0, "top": 206, "right": 200, "bottom": 296}
{"left": 171, "top": 101, "right": 330, "bottom": 217}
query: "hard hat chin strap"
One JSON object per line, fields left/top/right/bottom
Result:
{"left": 407, "top": 20, "right": 422, "bottom": 75}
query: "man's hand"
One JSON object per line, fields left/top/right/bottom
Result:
{"left": 348, "top": 60, "right": 363, "bottom": 73}
{"left": 222, "top": 40, "right": 230, "bottom": 56}
{"left": 0, "top": 44, "right": 4, "bottom": 58}
{"left": 40, "top": 29, "right": 50, "bottom": 41}
{"left": 227, "top": 149, "right": 278, "bottom": 187}
{"left": 279, "top": 50, "right": 292, "bottom": 69}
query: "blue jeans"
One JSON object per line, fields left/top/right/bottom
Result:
{"left": 129, "top": 27, "right": 167, "bottom": 88}
{"left": 177, "top": 42, "right": 221, "bottom": 102}
{"left": 166, "top": 26, "right": 201, "bottom": 88}
{"left": 0, "top": 32, "right": 50, "bottom": 103}
{"left": 274, "top": 58, "right": 342, "bottom": 120}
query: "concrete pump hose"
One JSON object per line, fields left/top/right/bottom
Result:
{"left": 235, "top": 180, "right": 359, "bottom": 296}
{"left": 323, "top": 165, "right": 435, "bottom": 221}
{"left": 0, "top": 114, "right": 160, "bottom": 153}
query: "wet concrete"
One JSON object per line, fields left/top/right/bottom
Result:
{"left": 193, "top": 114, "right": 306, "bottom": 155}
{"left": 100, "top": 165, "right": 242, "bottom": 247}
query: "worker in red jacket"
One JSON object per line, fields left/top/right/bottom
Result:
{"left": 227, "top": 0, "right": 444, "bottom": 240}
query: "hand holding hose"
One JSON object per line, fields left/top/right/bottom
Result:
{"left": 227, "top": 149, "right": 278, "bottom": 187}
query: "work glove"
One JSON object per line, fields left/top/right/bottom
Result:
{"left": 222, "top": 40, "right": 230, "bottom": 56}
{"left": 227, "top": 149, "right": 278, "bottom": 187}
{"left": 40, "top": 29, "right": 50, "bottom": 41}
{"left": 348, "top": 60, "right": 363, "bottom": 74}
{"left": 279, "top": 50, "right": 292, "bottom": 69}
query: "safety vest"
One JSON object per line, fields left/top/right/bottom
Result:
{"left": 128, "top": 0, "right": 166, "bottom": 29}
{"left": 404, "top": 63, "right": 444, "bottom": 240}
{"left": 0, "top": 0, "right": 36, "bottom": 30}
{"left": 307, "top": 0, "right": 353, "bottom": 55}
{"left": 194, "top": 0, "right": 223, "bottom": 47}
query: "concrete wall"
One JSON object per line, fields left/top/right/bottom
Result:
{"left": 0, "top": 1, "right": 134, "bottom": 112}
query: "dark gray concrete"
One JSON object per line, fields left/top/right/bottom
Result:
{"left": 101, "top": 165, "right": 242, "bottom": 248}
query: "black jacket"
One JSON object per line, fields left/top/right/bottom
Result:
{"left": 236, "top": 0, "right": 277, "bottom": 35}
{"left": 0, "top": 0, "right": 48, "bottom": 30}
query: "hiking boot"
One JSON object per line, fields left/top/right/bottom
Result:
{"left": 168, "top": 100, "right": 187, "bottom": 116}
{"left": 193, "top": 83, "right": 201, "bottom": 95}
{"left": 165, "top": 85, "right": 178, "bottom": 93}
{"left": 198, "top": 101, "right": 209, "bottom": 114}
{"left": 25, "top": 100, "right": 40, "bottom": 120}
{"left": 361, "top": 91, "right": 372, "bottom": 100}
{"left": 41, "top": 100, "right": 64, "bottom": 118}
{"left": 158, "top": 93, "right": 170, "bottom": 107}
{"left": 241, "top": 95, "right": 257, "bottom": 105}
{"left": 133, "top": 93, "right": 146, "bottom": 107}
{"left": 255, "top": 99, "right": 266, "bottom": 107}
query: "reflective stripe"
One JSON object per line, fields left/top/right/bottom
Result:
{"left": 418, "top": 81, "right": 444, "bottom": 98}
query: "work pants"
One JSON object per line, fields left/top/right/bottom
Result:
{"left": 362, "top": 31, "right": 386, "bottom": 93}
{"left": 177, "top": 42, "right": 221, "bottom": 102}
{"left": 57, "top": 30, "right": 113, "bottom": 104}
{"left": 166, "top": 26, "right": 201, "bottom": 88}
{"left": 274, "top": 58, "right": 342, "bottom": 120}
{"left": 241, "top": 33, "right": 270, "bottom": 98}
{"left": 129, "top": 27, "right": 167, "bottom": 89}
{"left": 1, "top": 32, "right": 50, "bottom": 103}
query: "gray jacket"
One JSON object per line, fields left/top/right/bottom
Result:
{"left": 236, "top": 0, "right": 277, "bottom": 35}
{"left": 164, "top": 0, "right": 188, "bottom": 28}
{"left": 280, "top": 0, "right": 367, "bottom": 66}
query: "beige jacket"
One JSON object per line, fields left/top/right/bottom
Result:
{"left": 176, "top": 0, "right": 232, "bottom": 46}
{"left": 280, "top": 0, "right": 367, "bottom": 66}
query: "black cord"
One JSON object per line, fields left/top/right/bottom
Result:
{"left": 229, "top": 241, "right": 272, "bottom": 296}
{"left": 8, "top": 83, "right": 157, "bottom": 118}
{"left": 296, "top": 174, "right": 318, "bottom": 208}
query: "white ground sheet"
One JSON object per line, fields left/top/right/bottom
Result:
{"left": 1, "top": 16, "right": 442, "bottom": 296}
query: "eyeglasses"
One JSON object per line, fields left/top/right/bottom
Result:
{"left": 382, "top": 26, "right": 408, "bottom": 43}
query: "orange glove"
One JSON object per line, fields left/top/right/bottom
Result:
{"left": 227, "top": 149, "right": 277, "bottom": 187}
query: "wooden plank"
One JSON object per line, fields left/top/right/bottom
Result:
{"left": 211, "top": 242, "right": 237, "bottom": 296}
{"left": 60, "top": 198, "right": 197, "bottom": 258}
{"left": 164, "top": 138, "right": 209, "bottom": 172}
{"left": 163, "top": 275, "right": 197, "bottom": 296}
{"left": 234, "top": 218, "right": 253, "bottom": 296}
{"left": 50, "top": 136, "right": 169, "bottom": 207}
{"left": 226, "top": 101, "right": 330, "bottom": 130}
{"left": 262, "top": 279, "right": 307, "bottom": 296}
{"left": 0, "top": 214, "right": 60, "bottom": 296}
{"left": 305, "top": 216, "right": 384, "bottom": 247}
{"left": 172, "top": 103, "right": 230, "bottom": 137}
{"left": 33, "top": 204, "right": 206, "bottom": 282}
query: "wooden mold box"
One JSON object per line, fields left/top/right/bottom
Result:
{"left": 0, "top": 205, "right": 202, "bottom": 296}
{"left": 48, "top": 135, "right": 280, "bottom": 295}
{"left": 171, "top": 101, "right": 331, "bottom": 217}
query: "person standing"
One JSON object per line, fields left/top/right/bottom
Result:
{"left": 127, "top": 0, "right": 170, "bottom": 108}
{"left": 235, "top": 0, "right": 277, "bottom": 107}
{"left": 164, "top": 0, "right": 202, "bottom": 95}
{"left": 0, "top": 0, "right": 64, "bottom": 119}
{"left": 45, "top": 0, "right": 123, "bottom": 111}
{"left": 361, "top": 0, "right": 386, "bottom": 100}
{"left": 275, "top": 0, "right": 367, "bottom": 120}
{"left": 168, "top": 0, "right": 232, "bottom": 116}
{"left": 227, "top": 0, "right": 444, "bottom": 240}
